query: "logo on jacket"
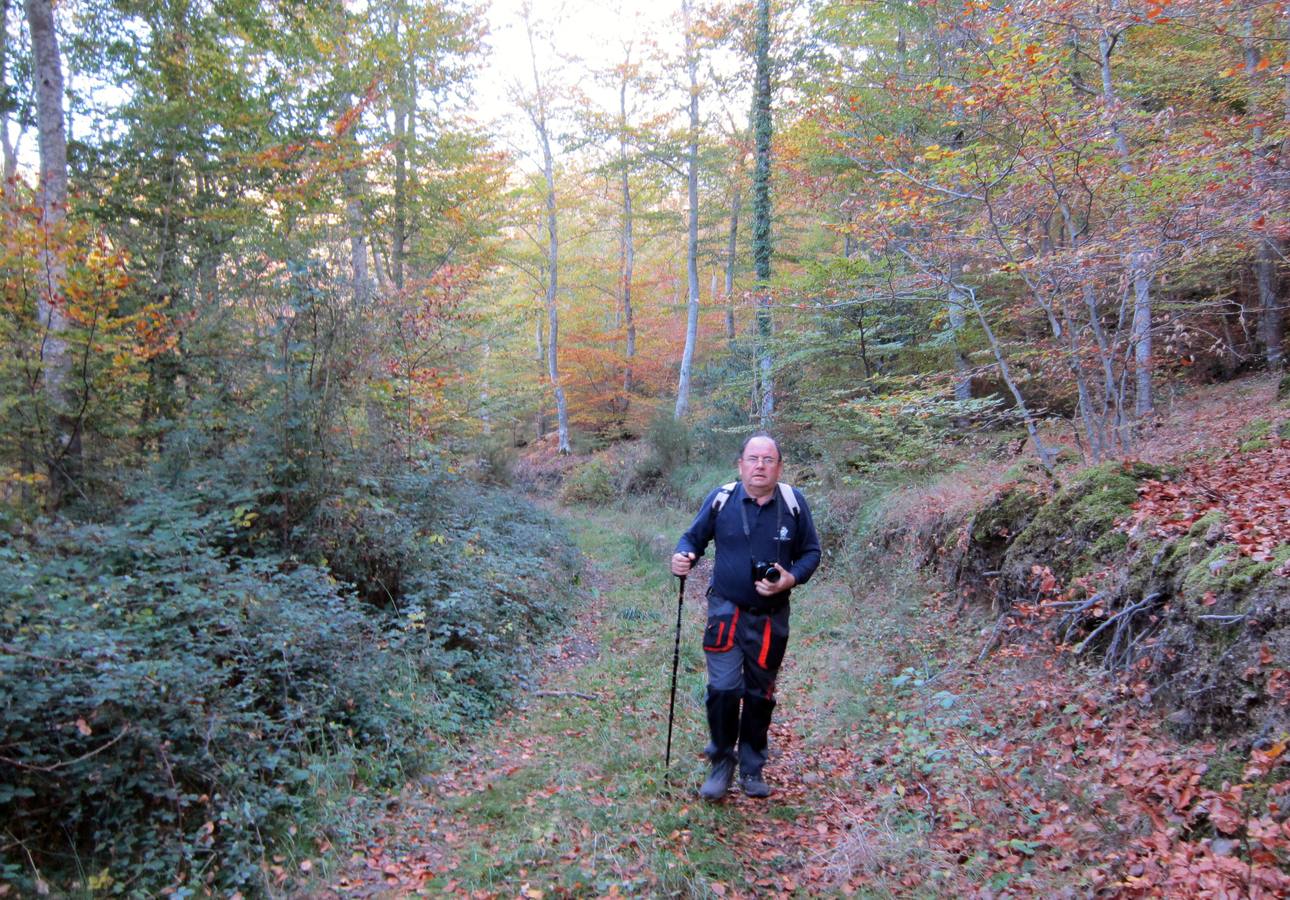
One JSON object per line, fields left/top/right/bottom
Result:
{"left": 778, "top": 525, "right": 789, "bottom": 541}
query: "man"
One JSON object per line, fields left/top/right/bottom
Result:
{"left": 670, "top": 433, "right": 821, "bottom": 800}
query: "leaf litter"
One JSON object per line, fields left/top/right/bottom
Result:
{"left": 319, "top": 496, "right": 1288, "bottom": 897}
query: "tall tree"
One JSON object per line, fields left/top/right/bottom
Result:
{"left": 1245, "top": 8, "right": 1285, "bottom": 371}
{"left": 1, "top": 0, "right": 28, "bottom": 194}
{"left": 1093, "top": 13, "right": 1154, "bottom": 417}
{"left": 751, "top": 0, "right": 773, "bottom": 425}
{"left": 23, "top": 0, "right": 73, "bottom": 503}
{"left": 616, "top": 44, "right": 638, "bottom": 397}
{"left": 674, "top": 0, "right": 701, "bottom": 420}
{"left": 522, "top": 5, "right": 570, "bottom": 452}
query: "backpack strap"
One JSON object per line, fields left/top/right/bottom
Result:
{"left": 711, "top": 481, "right": 739, "bottom": 514}
{"left": 710, "top": 481, "right": 799, "bottom": 517}
{"left": 777, "top": 482, "right": 801, "bottom": 517}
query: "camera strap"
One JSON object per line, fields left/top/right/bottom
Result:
{"left": 737, "top": 483, "right": 784, "bottom": 567}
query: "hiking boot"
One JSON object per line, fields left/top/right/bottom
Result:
{"left": 740, "top": 771, "right": 772, "bottom": 798}
{"left": 699, "top": 758, "right": 736, "bottom": 801}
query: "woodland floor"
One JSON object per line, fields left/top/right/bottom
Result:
{"left": 318, "top": 376, "right": 1290, "bottom": 899}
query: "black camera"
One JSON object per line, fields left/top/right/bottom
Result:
{"left": 752, "top": 561, "right": 780, "bottom": 583}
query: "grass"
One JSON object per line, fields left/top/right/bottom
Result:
{"left": 330, "top": 470, "right": 1224, "bottom": 897}
{"left": 324, "top": 492, "right": 939, "bottom": 897}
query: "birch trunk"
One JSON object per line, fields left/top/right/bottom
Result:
{"left": 618, "top": 69, "right": 636, "bottom": 396}
{"left": 947, "top": 261, "right": 972, "bottom": 403}
{"left": 525, "top": 11, "right": 569, "bottom": 452}
{"left": 25, "top": 0, "right": 76, "bottom": 504}
{"left": 966, "top": 286, "right": 1055, "bottom": 474}
{"left": 1, "top": 0, "right": 18, "bottom": 198}
{"left": 673, "top": 0, "right": 700, "bottom": 421}
{"left": 751, "top": 0, "right": 774, "bottom": 427}
{"left": 391, "top": 3, "right": 411, "bottom": 292}
{"left": 1098, "top": 25, "right": 1153, "bottom": 417}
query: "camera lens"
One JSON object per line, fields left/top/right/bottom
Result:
{"left": 764, "top": 566, "right": 780, "bottom": 582}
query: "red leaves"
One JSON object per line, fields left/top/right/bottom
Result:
{"left": 1127, "top": 440, "right": 1290, "bottom": 562}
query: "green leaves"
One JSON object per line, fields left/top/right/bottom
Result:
{"left": 0, "top": 466, "right": 579, "bottom": 894}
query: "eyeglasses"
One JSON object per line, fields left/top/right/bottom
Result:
{"left": 741, "top": 455, "right": 779, "bottom": 465}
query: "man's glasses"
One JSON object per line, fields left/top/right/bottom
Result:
{"left": 742, "top": 455, "right": 779, "bottom": 465}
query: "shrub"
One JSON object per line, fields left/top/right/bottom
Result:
{"left": 646, "top": 413, "right": 693, "bottom": 472}
{"left": 477, "top": 438, "right": 517, "bottom": 486}
{"left": 0, "top": 469, "right": 580, "bottom": 894}
{"left": 633, "top": 413, "right": 694, "bottom": 488}
{"left": 562, "top": 459, "right": 614, "bottom": 504}
{"left": 0, "top": 513, "right": 402, "bottom": 892}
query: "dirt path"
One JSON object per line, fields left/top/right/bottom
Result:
{"left": 323, "top": 506, "right": 862, "bottom": 898}
{"left": 319, "top": 491, "right": 1290, "bottom": 898}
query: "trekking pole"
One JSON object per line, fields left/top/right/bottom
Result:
{"left": 665, "top": 571, "right": 686, "bottom": 770}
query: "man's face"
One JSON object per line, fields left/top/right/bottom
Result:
{"left": 737, "top": 437, "right": 782, "bottom": 496}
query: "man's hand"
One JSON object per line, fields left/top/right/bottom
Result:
{"left": 671, "top": 551, "right": 696, "bottom": 577}
{"left": 755, "top": 563, "right": 796, "bottom": 597}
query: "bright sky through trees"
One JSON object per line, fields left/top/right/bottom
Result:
{"left": 479, "top": 0, "right": 712, "bottom": 159}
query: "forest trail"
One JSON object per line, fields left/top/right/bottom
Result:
{"left": 323, "top": 454, "right": 1290, "bottom": 898}
{"left": 325, "top": 502, "right": 869, "bottom": 898}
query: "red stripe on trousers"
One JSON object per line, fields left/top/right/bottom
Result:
{"left": 757, "top": 617, "right": 772, "bottom": 668}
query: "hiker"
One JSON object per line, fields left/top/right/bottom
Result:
{"left": 670, "top": 433, "right": 821, "bottom": 800}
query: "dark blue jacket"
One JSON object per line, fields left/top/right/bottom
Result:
{"left": 676, "top": 482, "right": 821, "bottom": 609}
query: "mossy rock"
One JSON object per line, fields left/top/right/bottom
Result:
{"left": 969, "top": 483, "right": 1045, "bottom": 549}
{"left": 1278, "top": 419, "right": 1290, "bottom": 440}
{"left": 1279, "top": 369, "right": 1290, "bottom": 402}
{"left": 1179, "top": 543, "right": 1290, "bottom": 609}
{"left": 1001, "top": 461, "right": 1166, "bottom": 588}
{"left": 1122, "top": 511, "right": 1226, "bottom": 602}
{"left": 956, "top": 483, "right": 1046, "bottom": 596}
{"left": 1151, "top": 537, "right": 1290, "bottom": 739}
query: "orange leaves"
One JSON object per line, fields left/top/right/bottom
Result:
{"left": 1126, "top": 440, "right": 1290, "bottom": 562}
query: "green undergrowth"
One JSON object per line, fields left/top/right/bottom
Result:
{"left": 0, "top": 468, "right": 579, "bottom": 896}
{"left": 404, "top": 488, "right": 965, "bottom": 897}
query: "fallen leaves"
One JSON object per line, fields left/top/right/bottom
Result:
{"left": 1127, "top": 439, "right": 1290, "bottom": 562}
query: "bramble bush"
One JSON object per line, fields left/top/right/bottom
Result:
{"left": 0, "top": 467, "right": 579, "bottom": 894}
{"left": 561, "top": 458, "right": 614, "bottom": 504}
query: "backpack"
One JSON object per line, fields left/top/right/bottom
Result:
{"left": 710, "top": 481, "right": 800, "bottom": 517}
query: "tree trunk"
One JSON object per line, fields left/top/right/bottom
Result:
{"left": 390, "top": 3, "right": 410, "bottom": 292}
{"left": 947, "top": 262, "right": 972, "bottom": 403}
{"left": 1247, "top": 13, "right": 1285, "bottom": 370}
{"left": 674, "top": 0, "right": 700, "bottom": 421}
{"left": 724, "top": 184, "right": 741, "bottom": 346}
{"left": 1098, "top": 26, "right": 1153, "bottom": 417}
{"left": 751, "top": 0, "right": 774, "bottom": 427}
{"left": 331, "top": 0, "right": 370, "bottom": 306}
{"left": 534, "top": 314, "right": 548, "bottom": 440}
{"left": 525, "top": 12, "right": 569, "bottom": 453}
{"left": 618, "top": 70, "right": 636, "bottom": 397}
{"left": 1, "top": 0, "right": 19, "bottom": 198}
{"left": 25, "top": 0, "right": 75, "bottom": 506}
{"left": 966, "top": 285, "right": 1055, "bottom": 474}
{"left": 339, "top": 93, "right": 371, "bottom": 303}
